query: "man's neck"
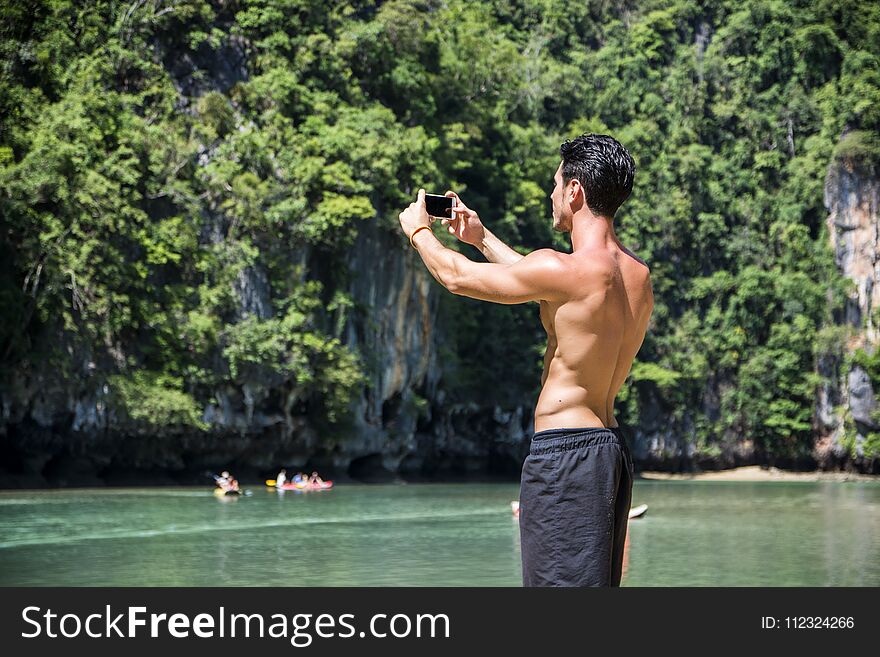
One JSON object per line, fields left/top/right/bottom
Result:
{"left": 570, "top": 211, "right": 618, "bottom": 253}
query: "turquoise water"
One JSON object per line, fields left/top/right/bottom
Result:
{"left": 0, "top": 480, "right": 878, "bottom": 586}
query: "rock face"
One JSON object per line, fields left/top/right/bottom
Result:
{"left": 824, "top": 162, "right": 880, "bottom": 343}
{"left": 334, "top": 217, "right": 532, "bottom": 480}
{"left": 336, "top": 214, "right": 440, "bottom": 476}
{"left": 817, "top": 158, "right": 880, "bottom": 467}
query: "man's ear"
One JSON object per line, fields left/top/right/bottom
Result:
{"left": 568, "top": 179, "right": 584, "bottom": 207}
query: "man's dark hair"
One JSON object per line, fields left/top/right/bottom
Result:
{"left": 559, "top": 133, "right": 636, "bottom": 218}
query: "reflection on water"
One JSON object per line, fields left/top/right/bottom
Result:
{"left": 0, "top": 481, "right": 878, "bottom": 586}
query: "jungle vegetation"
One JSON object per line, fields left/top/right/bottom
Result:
{"left": 2, "top": 0, "right": 879, "bottom": 461}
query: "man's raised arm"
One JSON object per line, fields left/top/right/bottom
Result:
{"left": 477, "top": 227, "right": 524, "bottom": 266}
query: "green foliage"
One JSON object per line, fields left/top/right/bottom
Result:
{"left": 197, "top": 91, "right": 236, "bottom": 139}
{"left": 1, "top": 0, "right": 878, "bottom": 461}
{"left": 840, "top": 408, "right": 880, "bottom": 460}
{"left": 863, "top": 431, "right": 880, "bottom": 460}
{"left": 813, "top": 324, "right": 850, "bottom": 359}
{"left": 629, "top": 361, "right": 684, "bottom": 393}
{"left": 725, "top": 317, "right": 821, "bottom": 457}
{"left": 220, "top": 284, "right": 366, "bottom": 422}
{"left": 109, "top": 371, "right": 207, "bottom": 431}
{"left": 833, "top": 130, "right": 880, "bottom": 167}
{"left": 851, "top": 345, "right": 880, "bottom": 384}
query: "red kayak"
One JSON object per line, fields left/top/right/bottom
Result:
{"left": 275, "top": 480, "right": 334, "bottom": 491}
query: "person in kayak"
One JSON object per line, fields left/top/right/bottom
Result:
{"left": 398, "top": 133, "right": 652, "bottom": 586}
{"left": 275, "top": 469, "right": 287, "bottom": 488}
{"left": 309, "top": 471, "right": 325, "bottom": 488}
{"left": 215, "top": 471, "right": 231, "bottom": 490}
{"left": 214, "top": 470, "right": 240, "bottom": 493}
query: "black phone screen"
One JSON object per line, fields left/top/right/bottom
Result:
{"left": 425, "top": 194, "right": 453, "bottom": 218}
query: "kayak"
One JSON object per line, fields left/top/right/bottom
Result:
{"left": 266, "top": 480, "right": 334, "bottom": 491}
{"left": 214, "top": 488, "right": 242, "bottom": 497}
{"left": 265, "top": 479, "right": 301, "bottom": 489}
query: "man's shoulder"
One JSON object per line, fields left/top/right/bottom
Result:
{"left": 525, "top": 247, "right": 565, "bottom": 259}
{"left": 619, "top": 244, "right": 650, "bottom": 271}
{"left": 517, "top": 249, "right": 571, "bottom": 282}
{"left": 517, "top": 248, "right": 567, "bottom": 269}
{"left": 509, "top": 249, "right": 570, "bottom": 303}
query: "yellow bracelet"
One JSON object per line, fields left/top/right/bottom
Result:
{"left": 409, "top": 225, "right": 432, "bottom": 249}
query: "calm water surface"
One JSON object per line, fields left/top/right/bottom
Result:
{"left": 0, "top": 481, "right": 878, "bottom": 586}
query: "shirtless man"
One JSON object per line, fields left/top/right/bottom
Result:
{"left": 398, "top": 133, "right": 653, "bottom": 586}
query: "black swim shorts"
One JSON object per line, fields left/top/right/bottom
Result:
{"left": 519, "top": 426, "right": 634, "bottom": 587}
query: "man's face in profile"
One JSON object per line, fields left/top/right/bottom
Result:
{"left": 550, "top": 162, "right": 569, "bottom": 233}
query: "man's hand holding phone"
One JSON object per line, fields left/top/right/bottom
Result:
{"left": 440, "top": 190, "right": 486, "bottom": 247}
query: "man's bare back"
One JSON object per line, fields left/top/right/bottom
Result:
{"left": 535, "top": 242, "right": 653, "bottom": 433}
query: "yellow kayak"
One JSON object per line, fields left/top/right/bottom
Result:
{"left": 214, "top": 488, "right": 241, "bottom": 497}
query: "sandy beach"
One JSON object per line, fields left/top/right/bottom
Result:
{"left": 638, "top": 466, "right": 878, "bottom": 482}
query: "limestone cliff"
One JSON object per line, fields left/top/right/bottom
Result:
{"left": 824, "top": 162, "right": 880, "bottom": 343}
{"left": 816, "top": 157, "right": 879, "bottom": 465}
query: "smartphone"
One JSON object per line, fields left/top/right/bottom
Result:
{"left": 425, "top": 193, "right": 454, "bottom": 219}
